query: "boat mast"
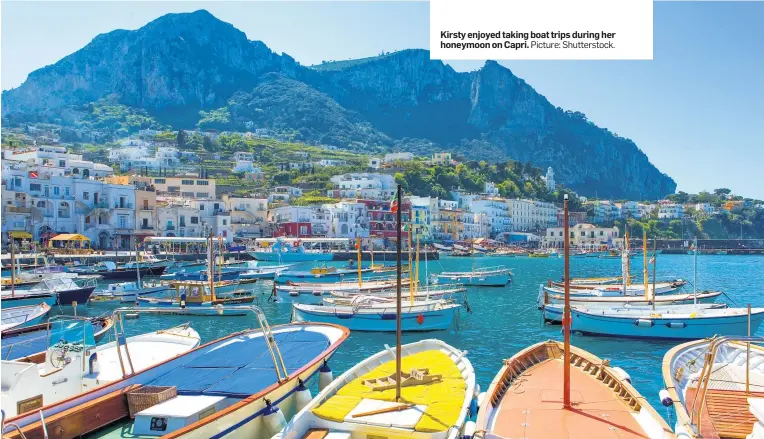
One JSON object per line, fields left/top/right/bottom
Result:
{"left": 408, "top": 225, "right": 414, "bottom": 305}
{"left": 395, "top": 184, "right": 403, "bottom": 402}
{"left": 135, "top": 242, "right": 142, "bottom": 289}
{"left": 625, "top": 230, "right": 631, "bottom": 286}
{"left": 357, "top": 236, "right": 362, "bottom": 287}
{"left": 652, "top": 239, "right": 657, "bottom": 312}
{"left": 621, "top": 230, "right": 629, "bottom": 296}
{"left": 643, "top": 230, "right": 648, "bottom": 302}
{"left": 563, "top": 194, "right": 571, "bottom": 409}
{"left": 208, "top": 235, "right": 216, "bottom": 301}
{"left": 9, "top": 233, "right": 16, "bottom": 297}
{"left": 415, "top": 234, "right": 420, "bottom": 295}
{"left": 693, "top": 237, "right": 698, "bottom": 306}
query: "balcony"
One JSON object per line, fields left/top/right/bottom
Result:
{"left": 141, "top": 205, "right": 154, "bottom": 211}
{"left": 166, "top": 225, "right": 176, "bottom": 231}
{"left": 6, "top": 206, "right": 32, "bottom": 214}
{"left": 140, "top": 224, "right": 154, "bottom": 230}
{"left": 114, "top": 202, "right": 134, "bottom": 209}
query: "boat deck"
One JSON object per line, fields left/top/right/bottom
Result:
{"left": 491, "top": 359, "right": 652, "bottom": 439}
{"left": 311, "top": 350, "right": 466, "bottom": 433}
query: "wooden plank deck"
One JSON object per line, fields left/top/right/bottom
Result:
{"left": 685, "top": 387, "right": 764, "bottom": 439}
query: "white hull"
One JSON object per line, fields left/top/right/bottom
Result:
{"left": 537, "top": 286, "right": 723, "bottom": 309}
{"left": 292, "top": 301, "right": 460, "bottom": 331}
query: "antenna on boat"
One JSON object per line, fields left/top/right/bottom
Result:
{"left": 395, "top": 184, "right": 403, "bottom": 403}
{"left": 563, "top": 194, "right": 571, "bottom": 410}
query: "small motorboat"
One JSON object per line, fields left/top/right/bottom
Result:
{"left": 542, "top": 302, "right": 728, "bottom": 323}
{"left": 1, "top": 315, "right": 114, "bottom": 360}
{"left": 275, "top": 266, "right": 374, "bottom": 284}
{"left": 274, "top": 278, "right": 412, "bottom": 304}
{"left": 475, "top": 340, "right": 674, "bottom": 439}
{"left": 0, "top": 290, "right": 57, "bottom": 309}
{"left": 0, "top": 303, "right": 52, "bottom": 332}
{"left": 328, "top": 285, "right": 466, "bottom": 304}
{"left": 292, "top": 297, "right": 461, "bottom": 332}
{"left": 662, "top": 336, "right": 764, "bottom": 439}
{"left": 434, "top": 265, "right": 512, "bottom": 287}
{"left": 2, "top": 308, "right": 349, "bottom": 439}
{"left": 274, "top": 339, "right": 476, "bottom": 439}
{"left": 69, "top": 261, "right": 166, "bottom": 279}
{"left": 239, "top": 263, "right": 295, "bottom": 280}
{"left": 25, "top": 277, "right": 97, "bottom": 305}
{"left": 538, "top": 287, "right": 723, "bottom": 309}
{"left": 1, "top": 317, "right": 200, "bottom": 418}
{"left": 90, "top": 281, "right": 170, "bottom": 304}
{"left": 137, "top": 279, "right": 256, "bottom": 309}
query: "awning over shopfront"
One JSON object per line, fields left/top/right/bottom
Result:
{"left": 49, "top": 233, "right": 90, "bottom": 242}
{"left": 8, "top": 231, "right": 32, "bottom": 239}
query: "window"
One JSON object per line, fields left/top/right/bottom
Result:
{"left": 196, "top": 180, "right": 209, "bottom": 186}
{"left": 154, "top": 178, "right": 166, "bottom": 184}
{"left": 167, "top": 186, "right": 180, "bottom": 193}
{"left": 58, "top": 202, "right": 71, "bottom": 218}
{"left": 59, "top": 160, "right": 65, "bottom": 167}
{"left": 53, "top": 187, "right": 60, "bottom": 196}
{"left": 118, "top": 215, "right": 127, "bottom": 228}
{"left": 196, "top": 192, "right": 209, "bottom": 198}
{"left": 65, "top": 187, "right": 70, "bottom": 197}
{"left": 222, "top": 219, "right": 227, "bottom": 225}
{"left": 600, "top": 231, "right": 604, "bottom": 236}
{"left": 13, "top": 177, "right": 21, "bottom": 187}
{"left": 190, "top": 217, "right": 199, "bottom": 224}
{"left": 142, "top": 218, "right": 149, "bottom": 228}
{"left": 199, "top": 205, "right": 205, "bottom": 211}
{"left": 300, "top": 226, "right": 309, "bottom": 235}
{"left": 181, "top": 180, "right": 194, "bottom": 185}
{"left": 182, "top": 192, "right": 194, "bottom": 197}
{"left": 30, "top": 183, "right": 41, "bottom": 191}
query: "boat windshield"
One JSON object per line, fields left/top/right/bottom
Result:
{"left": 47, "top": 319, "right": 97, "bottom": 350}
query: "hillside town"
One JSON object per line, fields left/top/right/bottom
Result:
{"left": 2, "top": 136, "right": 759, "bottom": 253}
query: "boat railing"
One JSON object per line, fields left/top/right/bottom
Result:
{"left": 689, "top": 334, "right": 764, "bottom": 434}
{"left": 111, "top": 306, "right": 290, "bottom": 382}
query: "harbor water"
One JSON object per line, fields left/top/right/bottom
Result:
{"left": 53, "top": 253, "right": 764, "bottom": 422}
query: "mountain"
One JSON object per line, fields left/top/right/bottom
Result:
{"left": 1, "top": 10, "right": 676, "bottom": 199}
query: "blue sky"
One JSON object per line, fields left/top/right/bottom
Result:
{"left": 2, "top": 1, "right": 762, "bottom": 199}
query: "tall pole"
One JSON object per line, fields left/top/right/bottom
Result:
{"left": 9, "top": 234, "right": 16, "bottom": 297}
{"left": 563, "top": 194, "right": 571, "bottom": 410}
{"left": 415, "top": 234, "right": 420, "bottom": 294}
{"left": 408, "top": 226, "right": 414, "bottom": 305}
{"left": 652, "top": 239, "right": 657, "bottom": 312}
{"left": 135, "top": 243, "right": 142, "bottom": 288}
{"left": 643, "top": 230, "right": 648, "bottom": 301}
{"left": 395, "top": 185, "right": 403, "bottom": 403}
{"left": 693, "top": 237, "right": 698, "bottom": 306}
{"left": 357, "top": 236, "right": 362, "bottom": 287}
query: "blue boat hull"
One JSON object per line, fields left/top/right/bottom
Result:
{"left": 292, "top": 305, "right": 458, "bottom": 331}
{"left": 570, "top": 309, "right": 764, "bottom": 339}
{"left": 0, "top": 293, "right": 57, "bottom": 309}
{"left": 250, "top": 251, "right": 334, "bottom": 262}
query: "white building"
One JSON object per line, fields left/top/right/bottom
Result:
{"left": 268, "top": 186, "right": 303, "bottom": 204}
{"left": 544, "top": 167, "right": 556, "bottom": 191}
{"left": 470, "top": 198, "right": 511, "bottom": 237}
{"left": 658, "top": 201, "right": 684, "bottom": 219}
{"left": 508, "top": 199, "right": 557, "bottom": 231}
{"left": 544, "top": 223, "right": 619, "bottom": 248}
{"left": 619, "top": 201, "right": 641, "bottom": 219}
{"left": 484, "top": 182, "right": 499, "bottom": 197}
{"left": 694, "top": 203, "right": 718, "bottom": 216}
{"left": 315, "top": 159, "right": 347, "bottom": 168}
{"left": 233, "top": 151, "right": 255, "bottom": 162}
{"left": 383, "top": 152, "right": 414, "bottom": 163}
{"left": 233, "top": 159, "right": 257, "bottom": 173}
{"left": 592, "top": 201, "right": 621, "bottom": 224}
{"left": 328, "top": 173, "right": 396, "bottom": 200}
{"left": 368, "top": 157, "right": 382, "bottom": 170}
{"left": 3, "top": 146, "right": 113, "bottom": 178}
{"left": 325, "top": 201, "right": 369, "bottom": 238}
{"left": 189, "top": 199, "right": 233, "bottom": 241}
{"left": 156, "top": 204, "right": 204, "bottom": 239}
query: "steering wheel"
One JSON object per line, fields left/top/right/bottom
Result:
{"left": 49, "top": 343, "right": 71, "bottom": 369}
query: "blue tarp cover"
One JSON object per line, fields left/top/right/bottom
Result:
{"left": 148, "top": 329, "right": 330, "bottom": 398}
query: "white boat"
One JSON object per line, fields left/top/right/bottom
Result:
{"left": 122, "top": 254, "right": 174, "bottom": 270}
{"left": 274, "top": 278, "right": 412, "bottom": 304}
{"left": 0, "top": 317, "right": 200, "bottom": 418}
{"left": 273, "top": 339, "right": 476, "bottom": 439}
{"left": 239, "top": 263, "right": 296, "bottom": 280}
{"left": 542, "top": 302, "right": 728, "bottom": 323}
{"left": 570, "top": 306, "right": 764, "bottom": 339}
{"left": 662, "top": 336, "right": 764, "bottom": 439}
{"left": 0, "top": 303, "right": 52, "bottom": 332}
{"left": 250, "top": 238, "right": 336, "bottom": 262}
{"left": 292, "top": 298, "right": 460, "bottom": 332}
{"left": 541, "top": 281, "right": 685, "bottom": 297}
{"left": 537, "top": 286, "right": 723, "bottom": 309}
{"left": 90, "top": 281, "right": 170, "bottom": 304}
{"left": 2, "top": 307, "right": 349, "bottom": 439}
{"left": 434, "top": 265, "right": 512, "bottom": 287}
{"left": 329, "top": 285, "right": 466, "bottom": 304}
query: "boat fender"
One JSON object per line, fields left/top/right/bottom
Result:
{"left": 180, "top": 292, "right": 187, "bottom": 309}
{"left": 469, "top": 395, "right": 478, "bottom": 417}
{"left": 477, "top": 391, "right": 487, "bottom": 408}
{"left": 611, "top": 367, "right": 631, "bottom": 384}
{"left": 312, "top": 291, "right": 322, "bottom": 296}
{"left": 473, "top": 383, "right": 481, "bottom": 399}
{"left": 634, "top": 319, "right": 654, "bottom": 328}
{"left": 666, "top": 322, "right": 687, "bottom": 329}
{"left": 263, "top": 400, "right": 287, "bottom": 436}
{"left": 318, "top": 360, "right": 333, "bottom": 391}
{"left": 289, "top": 291, "right": 299, "bottom": 297}
{"left": 463, "top": 420, "right": 477, "bottom": 439}
{"left": 88, "top": 352, "right": 99, "bottom": 374}
{"left": 659, "top": 389, "right": 673, "bottom": 406}
{"left": 295, "top": 379, "right": 312, "bottom": 412}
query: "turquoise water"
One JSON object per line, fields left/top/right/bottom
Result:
{"left": 55, "top": 254, "right": 764, "bottom": 420}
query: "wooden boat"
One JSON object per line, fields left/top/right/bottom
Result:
{"left": 475, "top": 197, "right": 673, "bottom": 439}
{"left": 239, "top": 263, "right": 296, "bottom": 280}
{"left": 273, "top": 339, "right": 476, "bottom": 439}
{"left": 329, "top": 285, "right": 466, "bottom": 304}
{"left": 1, "top": 316, "right": 114, "bottom": 360}
{"left": 25, "top": 277, "right": 98, "bottom": 305}
{"left": 0, "top": 303, "right": 52, "bottom": 332}
{"left": 662, "top": 336, "right": 764, "bottom": 439}
{"left": 528, "top": 251, "right": 549, "bottom": 258}
{"left": 274, "top": 278, "right": 412, "bottom": 304}
{"left": 1, "top": 317, "right": 200, "bottom": 418}
{"left": 434, "top": 266, "right": 512, "bottom": 287}
{"left": 542, "top": 302, "right": 728, "bottom": 323}
{"left": 541, "top": 281, "right": 684, "bottom": 297}
{"left": 292, "top": 298, "right": 461, "bottom": 332}
{"left": 548, "top": 278, "right": 685, "bottom": 290}
{"left": 275, "top": 266, "right": 374, "bottom": 284}
{"left": 2, "top": 308, "right": 349, "bottom": 439}
{"left": 475, "top": 340, "right": 675, "bottom": 439}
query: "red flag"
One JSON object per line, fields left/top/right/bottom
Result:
{"left": 29, "top": 171, "right": 38, "bottom": 179}
{"left": 390, "top": 191, "right": 399, "bottom": 213}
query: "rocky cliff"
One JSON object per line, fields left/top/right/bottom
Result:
{"left": 2, "top": 10, "right": 676, "bottom": 198}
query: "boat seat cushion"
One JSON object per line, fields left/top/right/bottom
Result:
{"left": 312, "top": 350, "right": 466, "bottom": 432}
{"left": 148, "top": 328, "right": 329, "bottom": 398}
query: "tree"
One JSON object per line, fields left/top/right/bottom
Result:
{"left": 202, "top": 136, "right": 216, "bottom": 152}
{"left": 177, "top": 129, "right": 187, "bottom": 149}
{"left": 714, "top": 188, "right": 732, "bottom": 198}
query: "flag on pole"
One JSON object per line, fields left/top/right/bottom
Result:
{"left": 649, "top": 257, "right": 655, "bottom": 264}
{"left": 390, "top": 191, "right": 399, "bottom": 213}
